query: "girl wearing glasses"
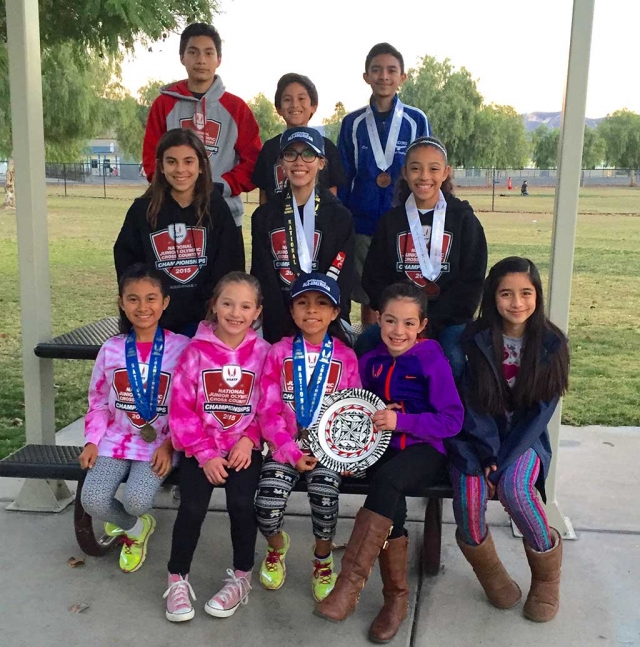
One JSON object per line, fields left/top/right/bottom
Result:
{"left": 251, "top": 127, "right": 355, "bottom": 343}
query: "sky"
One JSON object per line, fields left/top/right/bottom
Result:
{"left": 120, "top": 0, "right": 640, "bottom": 124}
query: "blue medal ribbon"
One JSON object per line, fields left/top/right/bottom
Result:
{"left": 292, "top": 332, "right": 333, "bottom": 430}
{"left": 125, "top": 326, "right": 165, "bottom": 423}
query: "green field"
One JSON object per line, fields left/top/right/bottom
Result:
{"left": 1, "top": 185, "right": 639, "bottom": 458}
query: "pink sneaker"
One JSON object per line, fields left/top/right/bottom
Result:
{"left": 163, "top": 573, "right": 196, "bottom": 622}
{"left": 204, "top": 569, "right": 252, "bottom": 618}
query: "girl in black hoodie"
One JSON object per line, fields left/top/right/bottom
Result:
{"left": 358, "top": 136, "right": 487, "bottom": 378}
{"left": 114, "top": 129, "right": 243, "bottom": 336}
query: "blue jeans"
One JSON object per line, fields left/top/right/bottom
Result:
{"left": 354, "top": 322, "right": 466, "bottom": 380}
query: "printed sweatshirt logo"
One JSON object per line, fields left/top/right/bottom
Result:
{"left": 270, "top": 228, "right": 322, "bottom": 285}
{"left": 396, "top": 228, "right": 452, "bottom": 287}
{"left": 150, "top": 225, "right": 207, "bottom": 284}
{"left": 202, "top": 367, "right": 256, "bottom": 429}
{"left": 112, "top": 367, "right": 170, "bottom": 428}
{"left": 180, "top": 116, "right": 222, "bottom": 156}
{"left": 281, "top": 357, "right": 343, "bottom": 411}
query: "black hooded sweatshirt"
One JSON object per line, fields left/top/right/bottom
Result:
{"left": 362, "top": 194, "right": 487, "bottom": 335}
{"left": 114, "top": 190, "right": 243, "bottom": 333}
{"left": 251, "top": 188, "right": 355, "bottom": 344}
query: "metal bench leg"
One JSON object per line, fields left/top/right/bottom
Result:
{"left": 74, "top": 476, "right": 119, "bottom": 557}
{"left": 422, "top": 497, "right": 443, "bottom": 577}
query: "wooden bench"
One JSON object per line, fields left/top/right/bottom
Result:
{"left": 0, "top": 443, "right": 452, "bottom": 577}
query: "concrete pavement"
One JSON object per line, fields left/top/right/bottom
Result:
{"left": 0, "top": 423, "right": 638, "bottom": 646}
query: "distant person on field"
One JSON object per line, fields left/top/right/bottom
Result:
{"left": 338, "top": 42, "right": 430, "bottom": 326}
{"left": 115, "top": 129, "right": 243, "bottom": 338}
{"left": 252, "top": 73, "right": 346, "bottom": 205}
{"left": 142, "top": 22, "right": 261, "bottom": 245}
{"left": 521, "top": 180, "right": 529, "bottom": 196}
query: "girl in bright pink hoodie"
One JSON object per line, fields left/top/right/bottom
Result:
{"left": 254, "top": 272, "right": 361, "bottom": 603}
{"left": 164, "top": 272, "right": 270, "bottom": 623}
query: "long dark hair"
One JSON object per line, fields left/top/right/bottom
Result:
{"left": 206, "top": 271, "right": 264, "bottom": 331}
{"left": 117, "top": 263, "right": 169, "bottom": 334}
{"left": 470, "top": 257, "right": 569, "bottom": 415}
{"left": 397, "top": 136, "right": 454, "bottom": 204}
{"left": 143, "top": 129, "right": 213, "bottom": 228}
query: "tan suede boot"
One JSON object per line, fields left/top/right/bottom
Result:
{"left": 457, "top": 530, "right": 522, "bottom": 609}
{"left": 314, "top": 508, "right": 393, "bottom": 623}
{"left": 368, "top": 535, "right": 409, "bottom": 644}
{"left": 523, "top": 528, "right": 562, "bottom": 622}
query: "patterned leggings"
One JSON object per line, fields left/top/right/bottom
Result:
{"left": 255, "top": 458, "right": 341, "bottom": 541}
{"left": 80, "top": 455, "right": 165, "bottom": 531}
{"left": 451, "top": 448, "right": 553, "bottom": 552}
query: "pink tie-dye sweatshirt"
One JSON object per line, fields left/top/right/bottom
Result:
{"left": 257, "top": 335, "right": 362, "bottom": 467}
{"left": 85, "top": 329, "right": 190, "bottom": 461}
{"left": 170, "top": 321, "right": 271, "bottom": 466}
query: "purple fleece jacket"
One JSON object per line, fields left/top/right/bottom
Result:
{"left": 359, "top": 340, "right": 463, "bottom": 454}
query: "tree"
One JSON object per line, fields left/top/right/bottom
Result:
{"left": 322, "top": 102, "right": 347, "bottom": 145}
{"left": 581, "top": 126, "right": 605, "bottom": 169}
{"left": 0, "top": 0, "right": 218, "bottom": 206}
{"left": 530, "top": 125, "right": 560, "bottom": 169}
{"left": 400, "top": 56, "right": 483, "bottom": 166}
{"left": 248, "top": 93, "right": 284, "bottom": 144}
{"left": 467, "top": 104, "right": 529, "bottom": 168}
{"left": 599, "top": 110, "right": 640, "bottom": 185}
{"left": 108, "top": 79, "right": 167, "bottom": 161}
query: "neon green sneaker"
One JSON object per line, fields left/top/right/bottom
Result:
{"left": 311, "top": 552, "right": 337, "bottom": 602}
{"left": 119, "top": 514, "right": 156, "bottom": 573}
{"left": 104, "top": 522, "right": 125, "bottom": 538}
{"left": 259, "top": 531, "right": 290, "bottom": 590}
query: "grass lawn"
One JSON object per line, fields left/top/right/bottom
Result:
{"left": 1, "top": 185, "right": 639, "bottom": 458}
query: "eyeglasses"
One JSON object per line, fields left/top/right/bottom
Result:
{"left": 282, "top": 148, "right": 320, "bottom": 163}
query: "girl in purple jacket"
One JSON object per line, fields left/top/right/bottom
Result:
{"left": 316, "top": 282, "right": 463, "bottom": 642}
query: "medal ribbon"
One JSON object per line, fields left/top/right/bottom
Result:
{"left": 405, "top": 190, "right": 447, "bottom": 282}
{"left": 283, "top": 189, "right": 321, "bottom": 276}
{"left": 365, "top": 98, "right": 404, "bottom": 172}
{"left": 125, "top": 326, "right": 164, "bottom": 423}
{"left": 292, "top": 332, "right": 333, "bottom": 429}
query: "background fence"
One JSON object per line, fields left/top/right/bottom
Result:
{"left": 0, "top": 161, "right": 638, "bottom": 203}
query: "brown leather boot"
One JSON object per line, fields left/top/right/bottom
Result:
{"left": 523, "top": 528, "right": 562, "bottom": 622}
{"left": 368, "top": 534, "right": 409, "bottom": 644}
{"left": 457, "top": 530, "right": 522, "bottom": 609}
{"left": 314, "top": 508, "right": 393, "bottom": 623}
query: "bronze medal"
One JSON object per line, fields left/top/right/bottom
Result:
{"left": 140, "top": 423, "right": 157, "bottom": 443}
{"left": 376, "top": 172, "right": 392, "bottom": 188}
{"left": 423, "top": 280, "right": 441, "bottom": 298}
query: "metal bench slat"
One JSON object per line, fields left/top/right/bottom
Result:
{"left": 0, "top": 444, "right": 84, "bottom": 481}
{"left": 34, "top": 317, "right": 119, "bottom": 360}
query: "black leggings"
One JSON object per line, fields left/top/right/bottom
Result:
{"left": 363, "top": 444, "right": 447, "bottom": 539}
{"left": 168, "top": 452, "right": 262, "bottom": 575}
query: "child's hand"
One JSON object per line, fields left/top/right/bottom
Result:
{"left": 151, "top": 439, "right": 173, "bottom": 478}
{"left": 227, "top": 437, "right": 254, "bottom": 471}
{"left": 79, "top": 443, "right": 98, "bottom": 470}
{"left": 372, "top": 404, "right": 400, "bottom": 431}
{"left": 295, "top": 455, "right": 318, "bottom": 473}
{"left": 203, "top": 457, "right": 230, "bottom": 485}
{"left": 484, "top": 465, "right": 497, "bottom": 498}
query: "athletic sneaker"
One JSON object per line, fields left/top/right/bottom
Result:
{"left": 259, "top": 531, "right": 290, "bottom": 590}
{"left": 119, "top": 514, "right": 156, "bottom": 573}
{"left": 164, "top": 574, "right": 196, "bottom": 623}
{"left": 205, "top": 568, "right": 252, "bottom": 618}
{"left": 311, "top": 552, "right": 337, "bottom": 602}
{"left": 104, "top": 522, "right": 125, "bottom": 537}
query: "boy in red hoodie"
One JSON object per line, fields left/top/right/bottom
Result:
{"left": 143, "top": 23, "right": 261, "bottom": 239}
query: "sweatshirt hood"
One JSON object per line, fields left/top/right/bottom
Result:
{"left": 192, "top": 320, "right": 259, "bottom": 352}
{"left": 160, "top": 77, "right": 225, "bottom": 102}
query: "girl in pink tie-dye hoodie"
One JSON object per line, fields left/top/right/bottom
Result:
{"left": 254, "top": 272, "right": 361, "bottom": 603}
{"left": 165, "top": 272, "right": 270, "bottom": 623}
{"left": 80, "top": 264, "right": 190, "bottom": 574}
